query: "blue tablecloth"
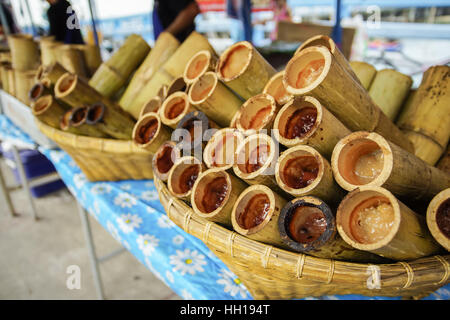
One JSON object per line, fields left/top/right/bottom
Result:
{"left": 1, "top": 114, "right": 449, "bottom": 300}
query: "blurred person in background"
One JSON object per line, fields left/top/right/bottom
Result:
{"left": 153, "top": 0, "right": 200, "bottom": 42}
{"left": 226, "top": 0, "right": 253, "bottom": 42}
{"left": 269, "top": 0, "right": 291, "bottom": 41}
{"left": 46, "top": 0, "right": 84, "bottom": 44}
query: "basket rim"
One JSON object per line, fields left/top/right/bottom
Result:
{"left": 155, "top": 176, "right": 450, "bottom": 294}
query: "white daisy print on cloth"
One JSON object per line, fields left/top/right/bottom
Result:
{"left": 91, "top": 183, "right": 112, "bottom": 195}
{"left": 165, "top": 270, "right": 174, "bottom": 284}
{"left": 180, "top": 289, "right": 194, "bottom": 300}
{"left": 140, "top": 190, "right": 159, "bottom": 201}
{"left": 120, "top": 184, "right": 131, "bottom": 191}
{"left": 170, "top": 249, "right": 207, "bottom": 276}
{"left": 114, "top": 193, "right": 137, "bottom": 208}
{"left": 49, "top": 150, "right": 65, "bottom": 163}
{"left": 116, "top": 213, "right": 142, "bottom": 234}
{"left": 172, "top": 235, "right": 184, "bottom": 245}
{"left": 146, "top": 207, "right": 156, "bottom": 215}
{"left": 137, "top": 234, "right": 159, "bottom": 256}
{"left": 73, "top": 173, "right": 87, "bottom": 189}
{"left": 157, "top": 215, "right": 176, "bottom": 229}
{"left": 106, "top": 221, "right": 121, "bottom": 243}
{"left": 217, "top": 269, "right": 248, "bottom": 299}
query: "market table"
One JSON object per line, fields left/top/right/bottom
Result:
{"left": 1, "top": 112, "right": 449, "bottom": 301}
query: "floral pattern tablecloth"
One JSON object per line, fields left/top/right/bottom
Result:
{"left": 1, "top": 114, "right": 449, "bottom": 300}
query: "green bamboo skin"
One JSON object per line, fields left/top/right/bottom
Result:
{"left": 32, "top": 95, "right": 68, "bottom": 129}
{"left": 349, "top": 61, "right": 377, "bottom": 90}
{"left": 8, "top": 34, "right": 40, "bottom": 71}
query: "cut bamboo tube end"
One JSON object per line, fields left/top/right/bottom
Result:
{"left": 166, "top": 76, "right": 188, "bottom": 97}
{"left": 203, "top": 128, "right": 244, "bottom": 171}
{"left": 188, "top": 71, "right": 242, "bottom": 127}
{"left": 233, "top": 133, "right": 283, "bottom": 194}
{"left": 426, "top": 188, "right": 450, "bottom": 252}
{"left": 236, "top": 93, "right": 278, "bottom": 135}
{"left": 273, "top": 95, "right": 350, "bottom": 159}
{"left": 349, "top": 61, "right": 377, "bottom": 90}
{"left": 69, "top": 105, "right": 110, "bottom": 138}
{"left": 336, "top": 186, "right": 442, "bottom": 261}
{"left": 276, "top": 145, "right": 344, "bottom": 204}
{"left": 85, "top": 102, "right": 105, "bottom": 125}
{"left": 331, "top": 131, "right": 450, "bottom": 201}
{"left": 217, "top": 41, "right": 276, "bottom": 100}
{"left": 278, "top": 196, "right": 385, "bottom": 262}
{"left": 31, "top": 95, "right": 67, "bottom": 129}
{"left": 152, "top": 141, "right": 182, "bottom": 182}
{"left": 191, "top": 167, "right": 247, "bottom": 226}
{"left": 262, "top": 70, "right": 292, "bottom": 106}
{"left": 132, "top": 112, "right": 172, "bottom": 154}
{"left": 139, "top": 96, "right": 162, "bottom": 119}
{"left": 368, "top": 68, "right": 412, "bottom": 121}
{"left": 167, "top": 156, "right": 205, "bottom": 202}
{"left": 183, "top": 50, "right": 217, "bottom": 85}
{"left": 231, "top": 184, "right": 288, "bottom": 248}
{"left": 284, "top": 46, "right": 414, "bottom": 154}
{"left": 29, "top": 82, "right": 49, "bottom": 103}
{"left": 159, "top": 91, "right": 195, "bottom": 129}
{"left": 39, "top": 62, "right": 69, "bottom": 89}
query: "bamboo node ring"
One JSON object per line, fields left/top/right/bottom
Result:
{"left": 228, "top": 232, "right": 237, "bottom": 257}
{"left": 296, "top": 254, "right": 306, "bottom": 279}
{"left": 203, "top": 222, "right": 213, "bottom": 244}
{"left": 327, "top": 260, "right": 335, "bottom": 284}
{"left": 434, "top": 256, "right": 450, "bottom": 285}
{"left": 261, "top": 246, "right": 273, "bottom": 269}
{"left": 399, "top": 262, "right": 414, "bottom": 289}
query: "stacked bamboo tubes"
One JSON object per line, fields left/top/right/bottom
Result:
{"left": 73, "top": 44, "right": 102, "bottom": 77}
{"left": 132, "top": 112, "right": 172, "bottom": 154}
{"left": 8, "top": 34, "right": 40, "bottom": 72}
{"left": 14, "top": 70, "right": 37, "bottom": 105}
{"left": 235, "top": 93, "right": 278, "bottom": 135}
{"left": 55, "top": 45, "right": 89, "bottom": 78}
{"left": 183, "top": 50, "right": 218, "bottom": 85}
{"left": 349, "top": 61, "right": 377, "bottom": 90}
{"left": 396, "top": 65, "right": 450, "bottom": 165}
{"left": 89, "top": 34, "right": 151, "bottom": 99}
{"left": 263, "top": 71, "right": 292, "bottom": 107}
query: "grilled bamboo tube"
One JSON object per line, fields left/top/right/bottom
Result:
{"left": 31, "top": 95, "right": 67, "bottom": 129}
{"left": 89, "top": 34, "right": 151, "bottom": 98}
{"left": 73, "top": 44, "right": 102, "bottom": 76}
{"left": 331, "top": 131, "right": 450, "bottom": 201}
{"left": 38, "top": 62, "right": 69, "bottom": 89}
{"left": 119, "top": 32, "right": 179, "bottom": 110}
{"left": 166, "top": 76, "right": 189, "bottom": 97}
{"left": 139, "top": 96, "right": 162, "bottom": 119}
{"left": 203, "top": 128, "right": 244, "bottom": 170}
{"left": 4, "top": 66, "right": 15, "bottom": 96}
{"left": 437, "top": 145, "right": 450, "bottom": 175}
{"left": 132, "top": 112, "right": 172, "bottom": 154}
{"left": 368, "top": 69, "right": 412, "bottom": 120}
{"left": 85, "top": 103, "right": 105, "bottom": 125}
{"left": 336, "top": 186, "right": 442, "bottom": 261}
{"left": 276, "top": 145, "right": 345, "bottom": 205}
{"left": 284, "top": 46, "right": 414, "bottom": 153}
{"left": 188, "top": 71, "right": 242, "bottom": 127}
{"left": 217, "top": 41, "right": 276, "bottom": 100}
{"left": 262, "top": 71, "right": 292, "bottom": 107}
{"left": 14, "top": 70, "right": 36, "bottom": 105}
{"left": 159, "top": 91, "right": 196, "bottom": 129}
{"left": 278, "top": 196, "right": 386, "bottom": 262}
{"left": 396, "top": 65, "right": 450, "bottom": 165}
{"left": 86, "top": 101, "right": 134, "bottom": 139}
{"left": 152, "top": 141, "right": 182, "bottom": 182}
{"left": 167, "top": 156, "right": 206, "bottom": 202}
{"left": 349, "top": 61, "right": 377, "bottom": 90}
{"left": 273, "top": 95, "right": 351, "bottom": 159}
{"left": 191, "top": 167, "right": 248, "bottom": 226}
{"left": 8, "top": 34, "right": 40, "bottom": 71}
{"left": 29, "top": 82, "right": 51, "bottom": 103}
{"left": 236, "top": 93, "right": 278, "bottom": 135}
{"left": 233, "top": 133, "right": 285, "bottom": 195}
{"left": 0, "top": 62, "right": 10, "bottom": 92}
{"left": 68, "top": 106, "right": 110, "bottom": 138}
{"left": 426, "top": 188, "right": 450, "bottom": 252}
{"left": 60, "top": 109, "right": 84, "bottom": 135}
{"left": 39, "top": 39, "right": 61, "bottom": 66}
{"left": 232, "top": 184, "right": 289, "bottom": 249}
{"left": 183, "top": 49, "right": 218, "bottom": 85}
{"left": 56, "top": 45, "right": 89, "bottom": 78}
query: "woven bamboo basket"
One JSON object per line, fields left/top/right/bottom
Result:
{"left": 36, "top": 119, "right": 154, "bottom": 182}
{"left": 154, "top": 177, "right": 450, "bottom": 300}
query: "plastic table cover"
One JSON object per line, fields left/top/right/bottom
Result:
{"left": 1, "top": 114, "right": 449, "bottom": 300}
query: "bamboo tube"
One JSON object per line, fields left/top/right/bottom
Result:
{"left": 349, "top": 61, "right": 377, "bottom": 90}
{"left": 167, "top": 156, "right": 206, "bottom": 202}
{"left": 132, "top": 112, "right": 172, "bottom": 154}
{"left": 5, "top": 66, "right": 15, "bottom": 96}
{"left": 273, "top": 96, "right": 351, "bottom": 159}
{"left": 229, "top": 109, "right": 241, "bottom": 129}
{"left": 38, "top": 62, "right": 69, "bottom": 89}
{"left": 39, "top": 40, "right": 61, "bottom": 66}
{"left": 119, "top": 32, "right": 179, "bottom": 110}
{"left": 87, "top": 101, "right": 134, "bottom": 139}
{"left": 231, "top": 184, "right": 289, "bottom": 249}
{"left": 8, "top": 34, "right": 40, "bottom": 71}
{"left": 183, "top": 49, "right": 218, "bottom": 85}
{"left": 262, "top": 71, "right": 292, "bottom": 107}
{"left": 233, "top": 133, "right": 285, "bottom": 195}
{"left": 331, "top": 131, "right": 450, "bottom": 201}
{"left": 157, "top": 85, "right": 168, "bottom": 102}
{"left": 59, "top": 109, "right": 84, "bottom": 135}
{"left": 89, "top": 34, "right": 151, "bottom": 98}
{"left": 31, "top": 95, "right": 67, "bottom": 129}
{"left": 159, "top": 91, "right": 196, "bottom": 129}
{"left": 139, "top": 96, "right": 162, "bottom": 119}
{"left": 191, "top": 167, "right": 248, "bottom": 226}
{"left": 0, "top": 51, "right": 11, "bottom": 64}
{"left": 166, "top": 76, "right": 189, "bottom": 97}
{"left": 396, "top": 65, "right": 450, "bottom": 165}
{"left": 152, "top": 141, "right": 182, "bottom": 182}
{"left": 0, "top": 62, "right": 10, "bottom": 92}
{"left": 85, "top": 102, "right": 105, "bottom": 125}
{"left": 426, "top": 188, "right": 450, "bottom": 252}
{"left": 294, "top": 34, "right": 361, "bottom": 86}
{"left": 336, "top": 186, "right": 442, "bottom": 261}
{"left": 203, "top": 128, "right": 244, "bottom": 170}
{"left": 188, "top": 71, "right": 243, "bottom": 127}
{"left": 73, "top": 44, "right": 102, "bottom": 76}
{"left": 276, "top": 145, "right": 345, "bottom": 205}
{"left": 284, "top": 46, "right": 414, "bottom": 154}
{"left": 56, "top": 45, "right": 89, "bottom": 78}
{"left": 368, "top": 69, "right": 412, "bottom": 120}
{"left": 68, "top": 106, "right": 110, "bottom": 138}
{"left": 437, "top": 145, "right": 450, "bottom": 175}
{"left": 14, "top": 70, "right": 37, "bottom": 105}
{"left": 236, "top": 93, "right": 278, "bottom": 136}
{"left": 29, "top": 82, "right": 51, "bottom": 103}
{"left": 217, "top": 41, "right": 276, "bottom": 100}
{"left": 278, "top": 196, "right": 386, "bottom": 262}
